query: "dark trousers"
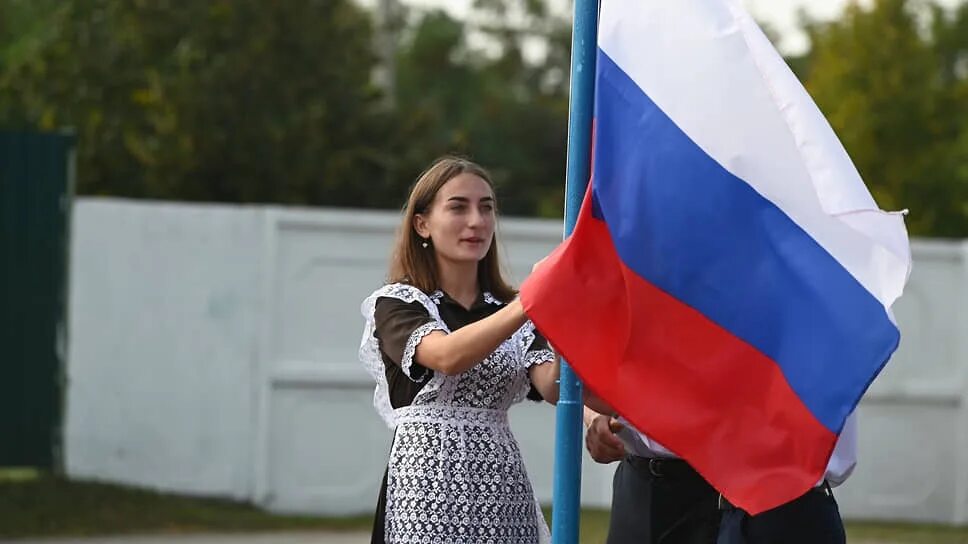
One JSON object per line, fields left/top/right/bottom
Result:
{"left": 717, "top": 484, "right": 846, "bottom": 544}
{"left": 606, "top": 456, "right": 721, "bottom": 544}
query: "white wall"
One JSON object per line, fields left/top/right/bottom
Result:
{"left": 66, "top": 197, "right": 968, "bottom": 523}
{"left": 836, "top": 240, "right": 968, "bottom": 524}
{"left": 66, "top": 199, "right": 266, "bottom": 499}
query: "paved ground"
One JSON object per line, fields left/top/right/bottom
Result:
{"left": 0, "top": 532, "right": 370, "bottom": 544}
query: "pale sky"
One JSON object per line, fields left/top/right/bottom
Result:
{"left": 744, "top": 0, "right": 858, "bottom": 53}
{"left": 359, "top": 0, "right": 963, "bottom": 55}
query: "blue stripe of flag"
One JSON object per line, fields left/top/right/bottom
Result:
{"left": 593, "top": 49, "right": 899, "bottom": 433}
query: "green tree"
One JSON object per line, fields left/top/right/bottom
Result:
{"left": 0, "top": 0, "right": 60, "bottom": 65}
{"left": 802, "top": 0, "right": 968, "bottom": 236}
{"left": 388, "top": 1, "right": 571, "bottom": 217}
{"left": 930, "top": 2, "right": 968, "bottom": 232}
{"left": 0, "top": 0, "right": 390, "bottom": 207}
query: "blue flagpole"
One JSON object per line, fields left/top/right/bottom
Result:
{"left": 552, "top": 1, "right": 598, "bottom": 543}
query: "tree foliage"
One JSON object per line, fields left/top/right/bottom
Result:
{"left": 802, "top": 0, "right": 968, "bottom": 236}
{"left": 389, "top": 3, "right": 570, "bottom": 216}
{"left": 1, "top": 0, "right": 966, "bottom": 235}
{"left": 0, "top": 0, "right": 389, "bottom": 206}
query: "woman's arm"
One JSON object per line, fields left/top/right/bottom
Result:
{"left": 415, "top": 299, "right": 529, "bottom": 376}
{"left": 583, "top": 389, "right": 615, "bottom": 415}
{"left": 528, "top": 355, "right": 561, "bottom": 404}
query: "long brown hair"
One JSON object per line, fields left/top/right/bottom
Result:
{"left": 388, "top": 156, "right": 517, "bottom": 302}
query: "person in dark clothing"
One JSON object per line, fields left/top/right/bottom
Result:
{"left": 584, "top": 408, "right": 854, "bottom": 544}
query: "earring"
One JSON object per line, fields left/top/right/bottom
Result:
{"left": 421, "top": 240, "right": 429, "bottom": 248}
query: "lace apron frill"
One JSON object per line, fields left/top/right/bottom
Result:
{"left": 358, "top": 284, "right": 449, "bottom": 429}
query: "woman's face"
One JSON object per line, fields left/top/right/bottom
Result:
{"left": 414, "top": 173, "right": 496, "bottom": 267}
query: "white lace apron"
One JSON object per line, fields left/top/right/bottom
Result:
{"left": 360, "top": 283, "right": 553, "bottom": 544}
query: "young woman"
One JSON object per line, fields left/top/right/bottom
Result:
{"left": 359, "top": 156, "right": 560, "bottom": 543}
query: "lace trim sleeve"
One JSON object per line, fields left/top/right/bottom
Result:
{"left": 401, "top": 322, "right": 446, "bottom": 379}
{"left": 515, "top": 321, "right": 555, "bottom": 367}
{"left": 524, "top": 349, "right": 556, "bottom": 368}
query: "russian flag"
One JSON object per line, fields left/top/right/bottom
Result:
{"left": 521, "top": 0, "right": 911, "bottom": 515}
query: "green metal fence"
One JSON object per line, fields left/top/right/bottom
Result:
{"left": 0, "top": 131, "right": 74, "bottom": 469}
